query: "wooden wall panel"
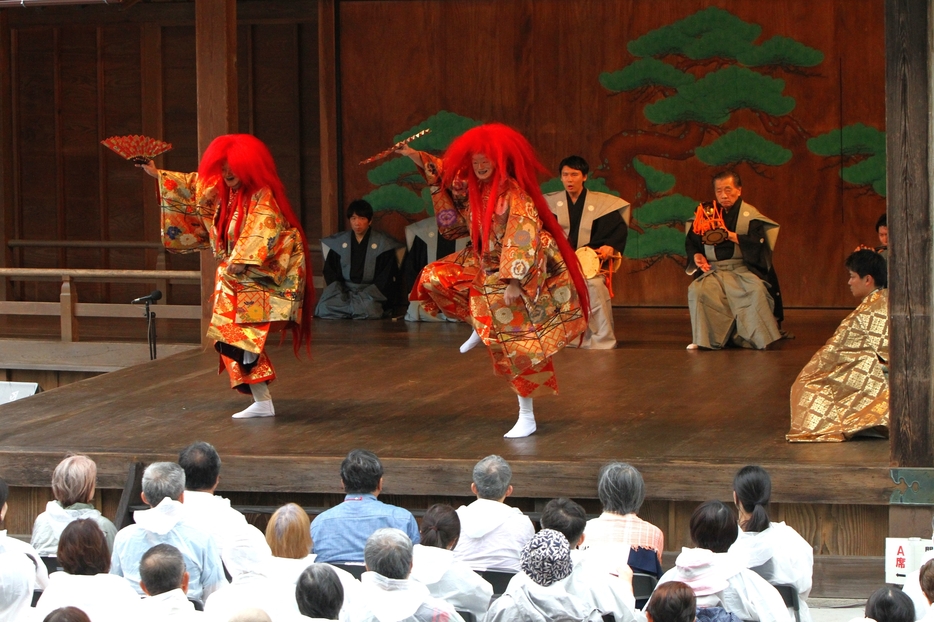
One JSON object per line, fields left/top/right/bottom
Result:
{"left": 338, "top": 0, "right": 886, "bottom": 308}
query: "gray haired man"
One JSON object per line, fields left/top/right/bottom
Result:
{"left": 453, "top": 455, "right": 534, "bottom": 572}
{"left": 111, "top": 462, "right": 226, "bottom": 602}
{"left": 350, "top": 528, "right": 463, "bottom": 622}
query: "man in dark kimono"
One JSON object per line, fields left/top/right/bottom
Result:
{"left": 685, "top": 171, "right": 782, "bottom": 350}
{"left": 315, "top": 199, "right": 403, "bottom": 319}
{"left": 401, "top": 216, "right": 468, "bottom": 322}
{"left": 545, "top": 156, "right": 629, "bottom": 349}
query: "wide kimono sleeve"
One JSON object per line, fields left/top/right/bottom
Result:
{"left": 498, "top": 188, "right": 545, "bottom": 295}
{"left": 158, "top": 170, "right": 216, "bottom": 253}
{"left": 228, "top": 187, "right": 299, "bottom": 287}
{"left": 419, "top": 151, "right": 470, "bottom": 241}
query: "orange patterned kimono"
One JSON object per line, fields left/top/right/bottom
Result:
{"left": 413, "top": 158, "right": 586, "bottom": 396}
{"left": 158, "top": 171, "right": 307, "bottom": 390}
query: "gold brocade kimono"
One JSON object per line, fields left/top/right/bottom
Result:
{"left": 157, "top": 171, "right": 306, "bottom": 387}
{"left": 787, "top": 289, "right": 889, "bottom": 442}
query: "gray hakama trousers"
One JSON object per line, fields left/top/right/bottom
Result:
{"left": 688, "top": 259, "right": 781, "bottom": 349}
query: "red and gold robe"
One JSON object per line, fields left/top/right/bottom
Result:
{"left": 158, "top": 171, "right": 307, "bottom": 389}
{"left": 411, "top": 153, "right": 586, "bottom": 396}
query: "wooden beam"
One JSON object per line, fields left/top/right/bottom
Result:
{"left": 195, "top": 0, "right": 237, "bottom": 347}
{"left": 0, "top": 11, "right": 12, "bottom": 301}
{"left": 886, "top": 0, "right": 934, "bottom": 467}
{"left": 318, "top": 0, "right": 339, "bottom": 237}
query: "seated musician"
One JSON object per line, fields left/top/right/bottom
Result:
{"left": 686, "top": 171, "right": 782, "bottom": 350}
{"left": 787, "top": 249, "right": 888, "bottom": 442}
{"left": 544, "top": 156, "right": 629, "bottom": 349}
{"left": 315, "top": 200, "right": 404, "bottom": 320}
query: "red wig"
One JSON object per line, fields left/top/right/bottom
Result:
{"left": 441, "top": 124, "right": 589, "bottom": 319}
{"left": 199, "top": 134, "right": 314, "bottom": 355}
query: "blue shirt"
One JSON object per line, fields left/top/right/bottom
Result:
{"left": 311, "top": 493, "right": 420, "bottom": 563}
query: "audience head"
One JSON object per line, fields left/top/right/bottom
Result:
{"left": 178, "top": 441, "right": 222, "bottom": 491}
{"left": 472, "top": 455, "right": 513, "bottom": 500}
{"left": 846, "top": 249, "right": 887, "bottom": 295}
{"left": 419, "top": 503, "right": 460, "bottom": 550}
{"left": 340, "top": 449, "right": 383, "bottom": 495}
{"left": 43, "top": 607, "right": 92, "bottom": 622}
{"left": 690, "top": 500, "right": 738, "bottom": 553}
{"left": 733, "top": 465, "right": 771, "bottom": 533}
{"left": 521, "top": 529, "right": 572, "bottom": 587}
{"left": 296, "top": 564, "right": 344, "bottom": 620}
{"left": 597, "top": 462, "right": 646, "bottom": 515}
{"left": 646, "top": 581, "right": 697, "bottom": 622}
{"left": 876, "top": 213, "right": 888, "bottom": 246}
{"left": 364, "top": 528, "right": 413, "bottom": 580}
{"left": 540, "top": 498, "right": 587, "bottom": 549}
{"left": 139, "top": 543, "right": 188, "bottom": 596}
{"left": 51, "top": 454, "right": 98, "bottom": 507}
{"left": 57, "top": 518, "right": 110, "bottom": 575}
{"left": 920, "top": 560, "right": 934, "bottom": 605}
{"left": 266, "top": 503, "right": 312, "bottom": 559}
{"left": 228, "top": 609, "right": 273, "bottom": 622}
{"left": 0, "top": 551, "right": 35, "bottom": 621}
{"left": 865, "top": 587, "right": 914, "bottom": 622}
{"left": 141, "top": 462, "right": 186, "bottom": 507}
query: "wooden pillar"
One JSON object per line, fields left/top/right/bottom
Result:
{"left": 885, "top": 0, "right": 934, "bottom": 536}
{"left": 140, "top": 24, "right": 163, "bottom": 276}
{"left": 886, "top": 0, "right": 934, "bottom": 469}
{"left": 0, "top": 11, "right": 12, "bottom": 301}
{"left": 195, "top": 0, "right": 237, "bottom": 346}
{"left": 319, "top": 0, "right": 340, "bottom": 237}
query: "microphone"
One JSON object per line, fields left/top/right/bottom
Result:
{"left": 131, "top": 290, "right": 162, "bottom": 304}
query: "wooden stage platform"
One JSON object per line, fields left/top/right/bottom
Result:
{"left": 0, "top": 307, "right": 891, "bottom": 507}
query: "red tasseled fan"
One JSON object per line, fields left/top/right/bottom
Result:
{"left": 101, "top": 135, "right": 173, "bottom": 164}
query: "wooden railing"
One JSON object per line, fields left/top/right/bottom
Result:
{"left": 0, "top": 268, "right": 201, "bottom": 342}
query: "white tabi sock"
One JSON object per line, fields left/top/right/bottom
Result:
{"left": 504, "top": 396, "right": 536, "bottom": 438}
{"left": 232, "top": 382, "right": 275, "bottom": 419}
{"left": 459, "top": 330, "right": 483, "bottom": 354}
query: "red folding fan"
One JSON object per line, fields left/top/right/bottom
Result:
{"left": 101, "top": 135, "right": 173, "bottom": 164}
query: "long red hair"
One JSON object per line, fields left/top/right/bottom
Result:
{"left": 441, "top": 123, "right": 589, "bottom": 318}
{"left": 199, "top": 134, "right": 314, "bottom": 355}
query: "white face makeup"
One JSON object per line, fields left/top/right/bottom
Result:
{"left": 472, "top": 154, "right": 494, "bottom": 181}
{"left": 222, "top": 163, "right": 241, "bottom": 190}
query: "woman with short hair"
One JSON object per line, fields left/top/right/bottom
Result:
{"left": 31, "top": 454, "right": 117, "bottom": 555}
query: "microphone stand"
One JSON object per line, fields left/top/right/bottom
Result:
{"left": 144, "top": 299, "right": 157, "bottom": 360}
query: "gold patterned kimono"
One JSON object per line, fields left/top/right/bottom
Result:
{"left": 158, "top": 171, "right": 306, "bottom": 389}
{"left": 414, "top": 163, "right": 586, "bottom": 396}
{"left": 787, "top": 289, "right": 889, "bottom": 442}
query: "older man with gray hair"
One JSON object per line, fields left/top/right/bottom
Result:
{"left": 110, "top": 462, "right": 226, "bottom": 602}
{"left": 579, "top": 462, "right": 664, "bottom": 577}
{"left": 453, "top": 455, "right": 534, "bottom": 572}
{"left": 350, "top": 528, "right": 463, "bottom": 622}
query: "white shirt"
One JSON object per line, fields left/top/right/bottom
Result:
{"left": 34, "top": 571, "right": 143, "bottom": 622}
{"left": 729, "top": 522, "right": 814, "bottom": 622}
{"left": 454, "top": 499, "right": 534, "bottom": 572}
{"left": 31, "top": 501, "right": 118, "bottom": 556}
{"left": 0, "top": 550, "right": 36, "bottom": 622}
{"left": 410, "top": 544, "right": 493, "bottom": 615}
{"left": 140, "top": 588, "right": 204, "bottom": 621}
{"left": 655, "top": 547, "right": 792, "bottom": 622}
{"left": 349, "top": 571, "right": 464, "bottom": 622}
{"left": 0, "top": 530, "right": 48, "bottom": 589}
{"left": 204, "top": 572, "right": 306, "bottom": 622}
{"left": 183, "top": 490, "right": 271, "bottom": 574}
{"left": 265, "top": 556, "right": 363, "bottom": 620}
{"left": 485, "top": 573, "right": 604, "bottom": 622}
{"left": 566, "top": 551, "right": 637, "bottom": 622}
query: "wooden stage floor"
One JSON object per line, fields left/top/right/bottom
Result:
{"left": 0, "top": 308, "right": 892, "bottom": 506}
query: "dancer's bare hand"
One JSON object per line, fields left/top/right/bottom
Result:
{"left": 228, "top": 263, "right": 246, "bottom": 275}
{"left": 504, "top": 279, "right": 522, "bottom": 305}
{"left": 395, "top": 144, "right": 423, "bottom": 167}
{"left": 694, "top": 253, "right": 711, "bottom": 273}
{"left": 138, "top": 160, "right": 159, "bottom": 178}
